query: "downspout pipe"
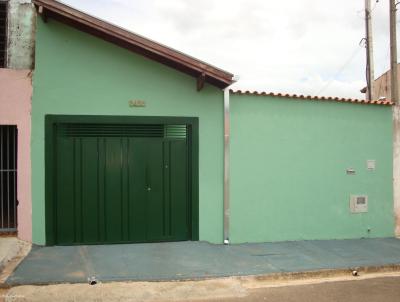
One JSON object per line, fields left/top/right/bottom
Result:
{"left": 223, "top": 87, "right": 230, "bottom": 244}
{"left": 223, "top": 76, "right": 238, "bottom": 245}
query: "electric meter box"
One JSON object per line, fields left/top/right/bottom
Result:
{"left": 349, "top": 195, "right": 368, "bottom": 213}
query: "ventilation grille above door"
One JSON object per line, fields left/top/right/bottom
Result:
{"left": 164, "top": 125, "right": 187, "bottom": 139}
{"left": 59, "top": 124, "right": 164, "bottom": 137}
{"left": 58, "top": 123, "right": 187, "bottom": 139}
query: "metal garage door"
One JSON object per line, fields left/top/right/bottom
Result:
{"left": 52, "top": 122, "right": 191, "bottom": 245}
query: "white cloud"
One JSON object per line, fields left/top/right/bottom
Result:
{"left": 61, "top": 0, "right": 394, "bottom": 99}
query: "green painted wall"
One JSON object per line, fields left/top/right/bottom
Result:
{"left": 230, "top": 94, "right": 394, "bottom": 243}
{"left": 31, "top": 19, "right": 224, "bottom": 245}
{"left": 32, "top": 18, "right": 395, "bottom": 246}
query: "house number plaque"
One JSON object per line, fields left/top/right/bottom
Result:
{"left": 129, "top": 100, "right": 146, "bottom": 107}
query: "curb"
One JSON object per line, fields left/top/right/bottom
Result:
{"left": 238, "top": 264, "right": 400, "bottom": 283}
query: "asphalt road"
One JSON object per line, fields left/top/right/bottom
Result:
{"left": 2, "top": 275, "right": 400, "bottom": 301}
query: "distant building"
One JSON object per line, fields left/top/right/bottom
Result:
{"left": 361, "top": 64, "right": 400, "bottom": 101}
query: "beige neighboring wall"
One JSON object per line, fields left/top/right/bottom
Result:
{"left": 0, "top": 69, "right": 32, "bottom": 242}
{"left": 363, "top": 65, "right": 400, "bottom": 101}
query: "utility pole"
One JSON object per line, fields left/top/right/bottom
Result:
{"left": 391, "top": 0, "right": 400, "bottom": 237}
{"left": 391, "top": 0, "right": 399, "bottom": 103}
{"left": 365, "top": 0, "right": 375, "bottom": 101}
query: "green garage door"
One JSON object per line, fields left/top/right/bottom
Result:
{"left": 53, "top": 123, "right": 190, "bottom": 245}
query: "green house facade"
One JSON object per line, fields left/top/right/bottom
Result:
{"left": 29, "top": 0, "right": 394, "bottom": 245}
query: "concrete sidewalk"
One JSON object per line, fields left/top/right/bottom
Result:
{"left": 0, "top": 238, "right": 20, "bottom": 271}
{"left": 0, "top": 238, "right": 30, "bottom": 271}
{"left": 6, "top": 238, "right": 400, "bottom": 285}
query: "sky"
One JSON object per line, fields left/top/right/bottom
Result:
{"left": 61, "top": 0, "right": 394, "bottom": 99}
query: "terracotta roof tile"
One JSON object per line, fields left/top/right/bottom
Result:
{"left": 230, "top": 89, "right": 394, "bottom": 106}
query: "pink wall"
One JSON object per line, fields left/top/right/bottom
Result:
{"left": 0, "top": 69, "right": 32, "bottom": 242}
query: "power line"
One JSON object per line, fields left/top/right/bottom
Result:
{"left": 315, "top": 46, "right": 363, "bottom": 96}
{"left": 371, "top": 0, "right": 380, "bottom": 12}
{"left": 356, "top": 0, "right": 380, "bottom": 19}
{"left": 376, "top": 47, "right": 390, "bottom": 96}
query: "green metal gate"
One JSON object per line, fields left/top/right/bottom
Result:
{"left": 46, "top": 117, "right": 198, "bottom": 245}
